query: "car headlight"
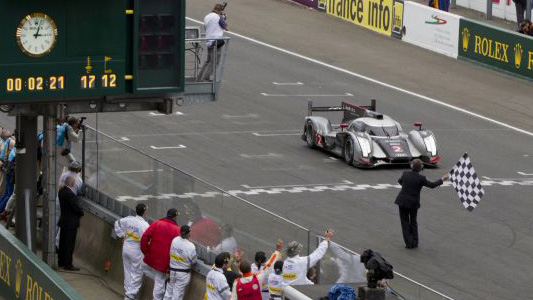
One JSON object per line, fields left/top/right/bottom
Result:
{"left": 357, "top": 137, "right": 371, "bottom": 157}
{"left": 423, "top": 135, "right": 437, "bottom": 156}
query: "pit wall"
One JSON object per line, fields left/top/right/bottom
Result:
{"left": 286, "top": 0, "right": 533, "bottom": 80}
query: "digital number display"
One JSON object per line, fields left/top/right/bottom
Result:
{"left": 5, "top": 76, "right": 65, "bottom": 92}
{"left": 81, "top": 74, "right": 117, "bottom": 89}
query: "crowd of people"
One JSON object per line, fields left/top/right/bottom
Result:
{"left": 113, "top": 204, "right": 337, "bottom": 300}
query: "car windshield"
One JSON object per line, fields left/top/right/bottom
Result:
{"left": 366, "top": 126, "right": 399, "bottom": 137}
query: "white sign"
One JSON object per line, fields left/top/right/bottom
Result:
{"left": 402, "top": 1, "right": 462, "bottom": 58}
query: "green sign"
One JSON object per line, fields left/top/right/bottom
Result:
{"left": 0, "top": 226, "right": 81, "bottom": 300}
{"left": 0, "top": 0, "right": 185, "bottom": 103}
{"left": 458, "top": 18, "right": 533, "bottom": 80}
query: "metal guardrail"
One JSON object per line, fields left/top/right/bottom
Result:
{"left": 73, "top": 125, "right": 457, "bottom": 300}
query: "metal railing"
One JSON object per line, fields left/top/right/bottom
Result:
{"left": 72, "top": 125, "right": 456, "bottom": 300}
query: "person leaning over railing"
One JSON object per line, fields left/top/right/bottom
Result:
{"left": 196, "top": 3, "right": 228, "bottom": 82}
{"left": 56, "top": 117, "right": 83, "bottom": 168}
{"left": 283, "top": 229, "right": 334, "bottom": 286}
{"left": 114, "top": 203, "right": 149, "bottom": 300}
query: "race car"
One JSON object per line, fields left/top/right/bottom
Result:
{"left": 302, "top": 100, "right": 440, "bottom": 168}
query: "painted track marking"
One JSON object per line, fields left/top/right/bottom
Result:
{"left": 272, "top": 81, "right": 303, "bottom": 85}
{"left": 186, "top": 17, "right": 533, "bottom": 138}
{"left": 116, "top": 169, "right": 164, "bottom": 174}
{"left": 260, "top": 92, "right": 353, "bottom": 97}
{"left": 252, "top": 132, "right": 300, "bottom": 137}
{"left": 150, "top": 145, "right": 187, "bottom": 150}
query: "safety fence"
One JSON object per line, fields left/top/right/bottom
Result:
{"left": 71, "top": 126, "right": 455, "bottom": 300}
{"left": 286, "top": 0, "right": 533, "bottom": 80}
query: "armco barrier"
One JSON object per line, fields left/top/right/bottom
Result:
{"left": 458, "top": 18, "right": 533, "bottom": 80}
{"left": 403, "top": 1, "right": 461, "bottom": 58}
{"left": 0, "top": 226, "right": 81, "bottom": 300}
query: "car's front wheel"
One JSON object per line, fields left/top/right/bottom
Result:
{"left": 305, "top": 122, "right": 315, "bottom": 149}
{"left": 344, "top": 138, "right": 354, "bottom": 166}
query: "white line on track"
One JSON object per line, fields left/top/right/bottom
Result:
{"left": 241, "top": 180, "right": 354, "bottom": 189}
{"left": 222, "top": 113, "right": 258, "bottom": 119}
{"left": 518, "top": 171, "right": 533, "bottom": 176}
{"left": 116, "top": 169, "right": 164, "bottom": 174}
{"left": 150, "top": 145, "right": 187, "bottom": 150}
{"left": 120, "top": 137, "right": 130, "bottom": 141}
{"left": 116, "top": 178, "right": 533, "bottom": 201}
{"left": 150, "top": 112, "right": 184, "bottom": 116}
{"left": 186, "top": 17, "right": 533, "bottom": 138}
{"left": 272, "top": 81, "right": 303, "bottom": 85}
{"left": 260, "top": 92, "right": 353, "bottom": 97}
{"left": 252, "top": 132, "right": 301, "bottom": 137}
{"left": 240, "top": 153, "right": 282, "bottom": 159}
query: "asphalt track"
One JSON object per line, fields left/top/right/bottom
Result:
{"left": 1, "top": 0, "right": 533, "bottom": 299}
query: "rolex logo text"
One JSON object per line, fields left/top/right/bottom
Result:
{"left": 473, "top": 36, "right": 509, "bottom": 63}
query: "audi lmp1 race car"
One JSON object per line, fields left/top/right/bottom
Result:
{"left": 302, "top": 100, "right": 440, "bottom": 168}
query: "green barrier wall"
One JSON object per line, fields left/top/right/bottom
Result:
{"left": 0, "top": 226, "right": 81, "bottom": 300}
{"left": 458, "top": 18, "right": 533, "bottom": 80}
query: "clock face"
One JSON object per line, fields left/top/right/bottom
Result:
{"left": 16, "top": 13, "right": 58, "bottom": 57}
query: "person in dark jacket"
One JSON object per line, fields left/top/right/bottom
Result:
{"left": 58, "top": 176, "right": 84, "bottom": 270}
{"left": 395, "top": 159, "right": 448, "bottom": 249}
{"left": 140, "top": 208, "right": 180, "bottom": 300}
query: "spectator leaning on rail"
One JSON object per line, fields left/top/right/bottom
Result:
{"left": 0, "top": 145, "right": 16, "bottom": 213}
{"left": 56, "top": 117, "right": 83, "bottom": 167}
{"left": 0, "top": 130, "right": 13, "bottom": 195}
{"left": 196, "top": 3, "right": 228, "bottom": 82}
{"left": 141, "top": 208, "right": 181, "bottom": 300}
{"left": 206, "top": 252, "right": 233, "bottom": 300}
{"left": 283, "top": 229, "right": 334, "bottom": 286}
{"left": 395, "top": 159, "right": 449, "bottom": 249}
{"left": 114, "top": 203, "right": 149, "bottom": 300}
{"left": 232, "top": 239, "right": 283, "bottom": 300}
{"left": 164, "top": 225, "right": 197, "bottom": 300}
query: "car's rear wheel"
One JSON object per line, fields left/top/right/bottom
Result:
{"left": 344, "top": 138, "right": 354, "bottom": 166}
{"left": 305, "top": 122, "right": 315, "bottom": 149}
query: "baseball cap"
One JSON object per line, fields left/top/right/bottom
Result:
{"left": 167, "top": 208, "right": 179, "bottom": 218}
{"left": 69, "top": 161, "right": 82, "bottom": 170}
{"left": 180, "top": 225, "right": 191, "bottom": 235}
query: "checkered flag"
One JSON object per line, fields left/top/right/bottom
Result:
{"left": 449, "top": 153, "right": 485, "bottom": 211}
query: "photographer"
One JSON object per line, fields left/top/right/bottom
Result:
{"left": 56, "top": 117, "right": 84, "bottom": 168}
{"left": 196, "top": 3, "right": 228, "bottom": 82}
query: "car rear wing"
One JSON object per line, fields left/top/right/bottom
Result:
{"left": 307, "top": 100, "right": 379, "bottom": 123}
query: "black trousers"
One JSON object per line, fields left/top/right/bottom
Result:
{"left": 58, "top": 226, "right": 78, "bottom": 267}
{"left": 399, "top": 207, "right": 418, "bottom": 248}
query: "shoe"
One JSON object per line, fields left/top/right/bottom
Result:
{"left": 64, "top": 266, "right": 80, "bottom": 271}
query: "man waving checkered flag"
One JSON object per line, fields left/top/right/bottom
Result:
{"left": 449, "top": 153, "right": 485, "bottom": 211}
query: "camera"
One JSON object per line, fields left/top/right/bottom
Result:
{"left": 360, "top": 249, "right": 393, "bottom": 288}
{"left": 221, "top": 1, "right": 228, "bottom": 10}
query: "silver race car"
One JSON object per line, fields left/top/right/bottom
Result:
{"left": 302, "top": 100, "right": 440, "bottom": 168}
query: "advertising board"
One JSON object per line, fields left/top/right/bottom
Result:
{"left": 0, "top": 226, "right": 81, "bottom": 300}
{"left": 459, "top": 18, "right": 533, "bottom": 80}
{"left": 403, "top": 2, "right": 461, "bottom": 58}
{"left": 326, "top": 0, "right": 395, "bottom": 36}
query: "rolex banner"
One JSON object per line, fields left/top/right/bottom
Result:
{"left": 458, "top": 18, "right": 533, "bottom": 80}
{"left": 0, "top": 226, "right": 81, "bottom": 300}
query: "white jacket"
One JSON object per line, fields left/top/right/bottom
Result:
{"left": 114, "top": 216, "right": 149, "bottom": 250}
{"left": 169, "top": 236, "right": 197, "bottom": 270}
{"left": 204, "top": 12, "right": 224, "bottom": 48}
{"left": 268, "top": 273, "right": 283, "bottom": 298}
{"left": 282, "top": 240, "right": 329, "bottom": 286}
{"left": 206, "top": 267, "right": 231, "bottom": 300}
{"left": 329, "top": 242, "right": 366, "bottom": 283}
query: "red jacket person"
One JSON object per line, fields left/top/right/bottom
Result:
{"left": 141, "top": 208, "right": 181, "bottom": 300}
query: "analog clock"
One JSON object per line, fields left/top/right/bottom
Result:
{"left": 16, "top": 13, "right": 58, "bottom": 57}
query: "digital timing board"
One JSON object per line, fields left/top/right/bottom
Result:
{"left": 0, "top": 0, "right": 185, "bottom": 103}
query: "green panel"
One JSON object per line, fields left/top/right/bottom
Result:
{"left": 458, "top": 19, "right": 533, "bottom": 80}
{"left": 0, "top": 226, "right": 81, "bottom": 300}
{"left": 0, "top": 0, "right": 185, "bottom": 103}
{"left": 134, "top": 0, "right": 185, "bottom": 93}
{"left": 0, "top": 0, "right": 128, "bottom": 102}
